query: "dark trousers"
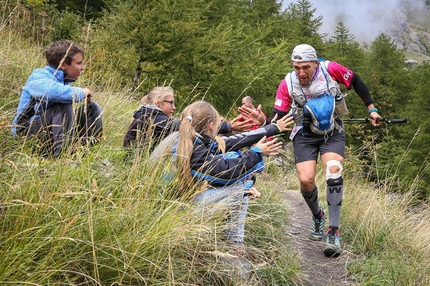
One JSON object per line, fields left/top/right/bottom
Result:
{"left": 28, "top": 102, "right": 103, "bottom": 157}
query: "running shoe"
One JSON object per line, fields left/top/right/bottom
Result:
{"left": 309, "top": 211, "right": 325, "bottom": 240}
{"left": 323, "top": 229, "right": 342, "bottom": 257}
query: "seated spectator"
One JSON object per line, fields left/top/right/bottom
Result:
{"left": 151, "top": 101, "right": 293, "bottom": 247}
{"left": 123, "top": 86, "right": 180, "bottom": 150}
{"left": 11, "top": 39, "right": 102, "bottom": 158}
{"left": 123, "top": 88, "right": 257, "bottom": 151}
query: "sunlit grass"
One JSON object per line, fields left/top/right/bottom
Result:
{"left": 0, "top": 43, "right": 302, "bottom": 284}
{"left": 1, "top": 22, "right": 430, "bottom": 285}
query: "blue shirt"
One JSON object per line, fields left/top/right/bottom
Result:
{"left": 12, "top": 66, "right": 86, "bottom": 135}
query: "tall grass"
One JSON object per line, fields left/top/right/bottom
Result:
{"left": 0, "top": 30, "right": 302, "bottom": 284}
{"left": 1, "top": 102, "right": 302, "bottom": 284}
{"left": 1, "top": 17, "right": 430, "bottom": 285}
{"left": 339, "top": 146, "right": 430, "bottom": 285}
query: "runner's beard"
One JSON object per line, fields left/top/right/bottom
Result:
{"left": 299, "top": 78, "right": 311, "bottom": 87}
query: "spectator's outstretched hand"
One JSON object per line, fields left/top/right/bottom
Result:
{"left": 274, "top": 114, "right": 294, "bottom": 132}
{"left": 230, "top": 117, "right": 252, "bottom": 132}
{"left": 255, "top": 136, "right": 283, "bottom": 156}
{"left": 238, "top": 104, "right": 266, "bottom": 125}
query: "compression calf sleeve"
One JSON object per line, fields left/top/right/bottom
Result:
{"left": 326, "top": 182, "right": 343, "bottom": 228}
{"left": 301, "top": 186, "right": 321, "bottom": 217}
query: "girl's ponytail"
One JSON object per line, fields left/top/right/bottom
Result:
{"left": 175, "top": 101, "right": 220, "bottom": 195}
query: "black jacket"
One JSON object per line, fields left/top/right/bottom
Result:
{"left": 123, "top": 105, "right": 181, "bottom": 148}
{"left": 152, "top": 123, "right": 283, "bottom": 187}
{"left": 123, "top": 105, "right": 234, "bottom": 149}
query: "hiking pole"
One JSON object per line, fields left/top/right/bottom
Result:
{"left": 343, "top": 118, "right": 410, "bottom": 124}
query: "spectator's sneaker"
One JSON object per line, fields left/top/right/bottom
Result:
{"left": 309, "top": 211, "right": 325, "bottom": 240}
{"left": 323, "top": 229, "right": 342, "bottom": 257}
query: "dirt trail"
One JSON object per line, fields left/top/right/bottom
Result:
{"left": 280, "top": 189, "right": 355, "bottom": 286}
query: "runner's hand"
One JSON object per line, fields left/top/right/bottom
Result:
{"left": 238, "top": 104, "right": 266, "bottom": 125}
{"left": 369, "top": 112, "right": 382, "bottom": 127}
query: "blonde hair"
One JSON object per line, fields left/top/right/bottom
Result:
{"left": 175, "top": 101, "right": 225, "bottom": 194}
{"left": 140, "top": 86, "right": 174, "bottom": 106}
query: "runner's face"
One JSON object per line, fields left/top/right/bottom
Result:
{"left": 62, "top": 52, "right": 84, "bottom": 80}
{"left": 293, "top": 61, "right": 318, "bottom": 87}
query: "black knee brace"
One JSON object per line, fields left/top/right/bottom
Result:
{"left": 327, "top": 176, "right": 343, "bottom": 186}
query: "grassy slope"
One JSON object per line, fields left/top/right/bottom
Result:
{"left": 1, "top": 29, "right": 430, "bottom": 285}
{"left": 0, "top": 30, "right": 302, "bottom": 285}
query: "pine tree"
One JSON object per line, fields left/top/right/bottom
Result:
{"left": 283, "top": 0, "right": 324, "bottom": 48}
{"left": 401, "top": 62, "right": 430, "bottom": 197}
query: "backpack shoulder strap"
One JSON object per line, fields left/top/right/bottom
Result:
{"left": 286, "top": 71, "right": 307, "bottom": 107}
{"left": 319, "top": 60, "right": 341, "bottom": 96}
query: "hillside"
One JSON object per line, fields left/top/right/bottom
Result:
{"left": 1, "top": 0, "right": 430, "bottom": 284}
{"left": 390, "top": 3, "right": 430, "bottom": 63}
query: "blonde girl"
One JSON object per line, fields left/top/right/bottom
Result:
{"left": 123, "top": 86, "right": 179, "bottom": 149}
{"left": 155, "top": 101, "right": 292, "bottom": 246}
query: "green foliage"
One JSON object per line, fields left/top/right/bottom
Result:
{"left": 2, "top": 5, "right": 430, "bottom": 282}
{"left": 400, "top": 62, "right": 430, "bottom": 195}
{"left": 48, "top": 0, "right": 107, "bottom": 19}
{"left": 48, "top": 9, "right": 85, "bottom": 42}
{"left": 0, "top": 1, "right": 89, "bottom": 46}
{"left": 24, "top": 0, "right": 48, "bottom": 10}
{"left": 282, "top": 0, "right": 324, "bottom": 48}
{"left": 90, "top": 0, "right": 294, "bottom": 115}
{"left": 324, "top": 22, "right": 366, "bottom": 69}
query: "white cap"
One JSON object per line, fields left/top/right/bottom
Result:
{"left": 291, "top": 44, "right": 318, "bottom": 62}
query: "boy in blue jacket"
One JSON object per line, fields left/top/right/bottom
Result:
{"left": 12, "top": 40, "right": 102, "bottom": 158}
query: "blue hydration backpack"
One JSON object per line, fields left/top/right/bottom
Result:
{"left": 303, "top": 92, "right": 335, "bottom": 135}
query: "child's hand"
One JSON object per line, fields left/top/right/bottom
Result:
{"left": 274, "top": 114, "right": 294, "bottom": 132}
{"left": 230, "top": 117, "right": 252, "bottom": 132}
{"left": 83, "top": 88, "right": 93, "bottom": 103}
{"left": 255, "top": 136, "right": 283, "bottom": 156}
{"left": 247, "top": 187, "right": 261, "bottom": 200}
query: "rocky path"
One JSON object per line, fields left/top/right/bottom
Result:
{"left": 280, "top": 189, "right": 356, "bottom": 286}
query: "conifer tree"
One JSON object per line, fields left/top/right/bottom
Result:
{"left": 400, "top": 62, "right": 430, "bottom": 197}
{"left": 93, "top": 0, "right": 289, "bottom": 114}
{"left": 358, "top": 34, "right": 415, "bottom": 193}
{"left": 283, "top": 0, "right": 324, "bottom": 48}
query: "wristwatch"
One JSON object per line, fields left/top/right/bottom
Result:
{"left": 368, "top": 107, "right": 378, "bottom": 114}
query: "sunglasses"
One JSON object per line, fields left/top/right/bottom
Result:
{"left": 163, "top": 100, "right": 175, "bottom": 106}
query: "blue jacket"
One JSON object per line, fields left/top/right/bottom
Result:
{"left": 152, "top": 123, "right": 282, "bottom": 187}
{"left": 12, "top": 66, "right": 86, "bottom": 135}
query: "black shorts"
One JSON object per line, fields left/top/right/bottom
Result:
{"left": 292, "top": 127, "right": 346, "bottom": 164}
